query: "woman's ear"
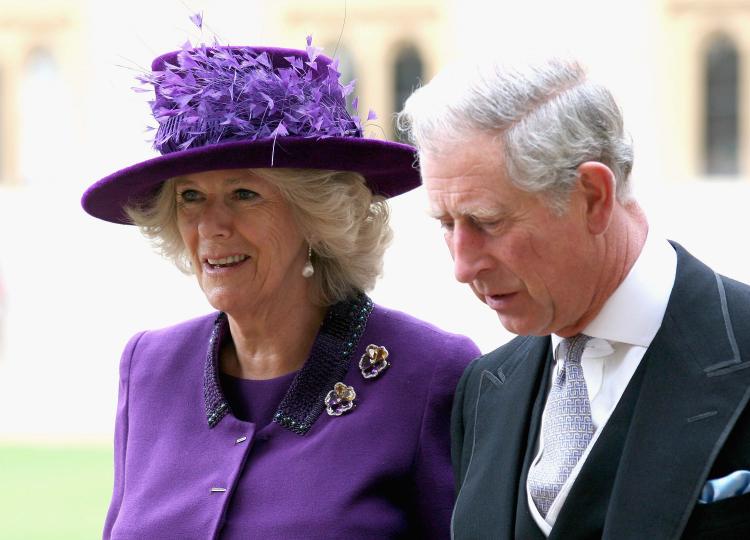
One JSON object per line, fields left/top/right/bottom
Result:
{"left": 575, "top": 161, "right": 616, "bottom": 235}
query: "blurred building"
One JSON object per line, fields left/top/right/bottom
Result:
{"left": 0, "top": 0, "right": 749, "bottom": 441}
{"left": 267, "top": 0, "right": 441, "bottom": 141}
{"left": 664, "top": 0, "right": 750, "bottom": 180}
{"left": 1, "top": 0, "right": 749, "bottom": 186}
{"left": 0, "top": 0, "right": 85, "bottom": 186}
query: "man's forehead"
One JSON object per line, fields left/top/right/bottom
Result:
{"left": 420, "top": 145, "right": 500, "bottom": 178}
{"left": 419, "top": 131, "right": 503, "bottom": 169}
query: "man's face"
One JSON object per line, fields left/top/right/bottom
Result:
{"left": 421, "top": 133, "right": 598, "bottom": 337}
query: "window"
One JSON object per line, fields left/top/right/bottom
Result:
{"left": 19, "top": 48, "right": 69, "bottom": 185}
{"left": 0, "top": 68, "right": 3, "bottom": 181}
{"left": 393, "top": 45, "right": 423, "bottom": 140}
{"left": 704, "top": 35, "right": 740, "bottom": 175}
{"left": 333, "top": 45, "right": 357, "bottom": 115}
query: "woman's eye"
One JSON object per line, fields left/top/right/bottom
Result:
{"left": 234, "top": 189, "right": 259, "bottom": 201}
{"left": 178, "top": 189, "right": 202, "bottom": 203}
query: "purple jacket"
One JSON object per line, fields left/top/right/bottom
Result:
{"left": 104, "top": 297, "right": 480, "bottom": 539}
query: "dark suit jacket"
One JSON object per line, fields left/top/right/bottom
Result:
{"left": 451, "top": 243, "right": 750, "bottom": 539}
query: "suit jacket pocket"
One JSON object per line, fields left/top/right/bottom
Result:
{"left": 682, "top": 491, "right": 750, "bottom": 539}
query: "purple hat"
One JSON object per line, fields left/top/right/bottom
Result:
{"left": 82, "top": 39, "right": 420, "bottom": 224}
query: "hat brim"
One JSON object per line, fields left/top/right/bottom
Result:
{"left": 82, "top": 137, "right": 420, "bottom": 224}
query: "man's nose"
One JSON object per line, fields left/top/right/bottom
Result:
{"left": 197, "top": 201, "right": 233, "bottom": 239}
{"left": 451, "top": 223, "right": 488, "bottom": 284}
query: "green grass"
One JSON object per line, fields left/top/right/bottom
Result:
{"left": 0, "top": 445, "right": 112, "bottom": 540}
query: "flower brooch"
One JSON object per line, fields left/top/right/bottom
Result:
{"left": 325, "top": 382, "right": 356, "bottom": 416}
{"left": 324, "top": 344, "right": 391, "bottom": 417}
{"left": 358, "top": 344, "right": 390, "bottom": 379}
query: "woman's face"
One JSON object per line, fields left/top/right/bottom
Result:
{"left": 174, "top": 169, "right": 308, "bottom": 317}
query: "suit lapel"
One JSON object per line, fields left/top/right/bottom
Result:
{"left": 453, "top": 336, "right": 551, "bottom": 537}
{"left": 602, "top": 244, "right": 750, "bottom": 539}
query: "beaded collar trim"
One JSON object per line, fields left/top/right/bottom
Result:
{"left": 204, "top": 313, "right": 231, "bottom": 427}
{"left": 203, "top": 293, "right": 374, "bottom": 434}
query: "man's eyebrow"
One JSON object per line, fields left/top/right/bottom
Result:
{"left": 425, "top": 205, "right": 507, "bottom": 221}
{"left": 425, "top": 207, "right": 446, "bottom": 220}
{"left": 468, "top": 206, "right": 506, "bottom": 220}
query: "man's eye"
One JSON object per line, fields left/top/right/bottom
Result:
{"left": 471, "top": 217, "right": 503, "bottom": 232}
{"left": 479, "top": 220, "right": 501, "bottom": 230}
{"left": 178, "top": 189, "right": 201, "bottom": 203}
{"left": 440, "top": 220, "right": 455, "bottom": 232}
{"left": 234, "top": 189, "right": 259, "bottom": 201}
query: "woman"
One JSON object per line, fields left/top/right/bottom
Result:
{"left": 83, "top": 38, "right": 480, "bottom": 539}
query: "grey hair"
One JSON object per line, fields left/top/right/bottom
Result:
{"left": 125, "top": 168, "right": 392, "bottom": 306}
{"left": 397, "top": 56, "right": 634, "bottom": 212}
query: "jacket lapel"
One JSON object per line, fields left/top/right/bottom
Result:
{"left": 453, "top": 336, "right": 550, "bottom": 537}
{"left": 602, "top": 243, "right": 750, "bottom": 539}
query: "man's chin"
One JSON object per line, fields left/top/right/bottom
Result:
{"left": 495, "top": 312, "right": 548, "bottom": 337}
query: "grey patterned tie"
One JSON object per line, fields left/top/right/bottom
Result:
{"left": 527, "top": 334, "right": 594, "bottom": 517}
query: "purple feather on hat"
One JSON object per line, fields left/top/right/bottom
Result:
{"left": 139, "top": 37, "right": 364, "bottom": 155}
{"left": 81, "top": 28, "right": 421, "bottom": 225}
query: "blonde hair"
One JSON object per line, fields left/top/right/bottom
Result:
{"left": 125, "top": 168, "right": 392, "bottom": 306}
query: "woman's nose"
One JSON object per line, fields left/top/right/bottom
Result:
{"left": 197, "top": 201, "right": 233, "bottom": 239}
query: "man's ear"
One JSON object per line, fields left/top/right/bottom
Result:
{"left": 575, "top": 161, "right": 616, "bottom": 235}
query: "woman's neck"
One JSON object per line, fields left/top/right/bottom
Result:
{"left": 221, "top": 294, "right": 327, "bottom": 380}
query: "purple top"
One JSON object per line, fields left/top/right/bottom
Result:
{"left": 219, "top": 371, "right": 297, "bottom": 427}
{"left": 103, "top": 298, "right": 480, "bottom": 539}
{"left": 220, "top": 370, "right": 297, "bottom": 533}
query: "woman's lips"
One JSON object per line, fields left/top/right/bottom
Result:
{"left": 202, "top": 255, "right": 250, "bottom": 272}
{"left": 205, "top": 254, "right": 248, "bottom": 266}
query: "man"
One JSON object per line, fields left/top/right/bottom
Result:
{"left": 399, "top": 57, "right": 750, "bottom": 538}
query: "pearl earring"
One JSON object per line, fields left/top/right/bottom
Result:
{"left": 302, "top": 244, "right": 314, "bottom": 278}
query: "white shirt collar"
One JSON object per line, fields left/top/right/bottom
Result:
{"left": 552, "top": 230, "right": 677, "bottom": 353}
